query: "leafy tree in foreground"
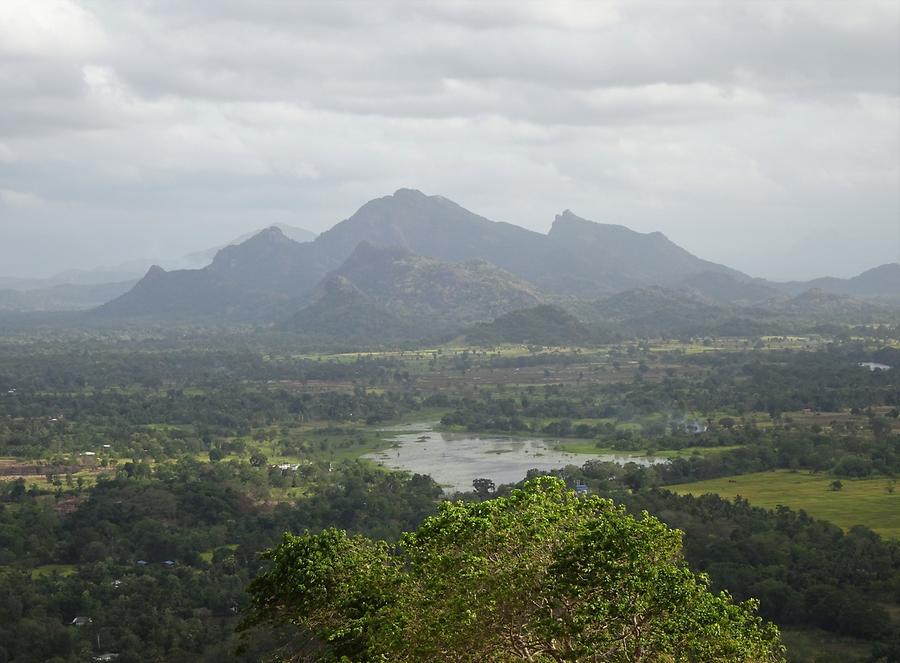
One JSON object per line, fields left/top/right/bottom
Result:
{"left": 243, "top": 478, "right": 784, "bottom": 662}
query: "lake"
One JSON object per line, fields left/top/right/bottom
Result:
{"left": 365, "top": 422, "right": 666, "bottom": 494}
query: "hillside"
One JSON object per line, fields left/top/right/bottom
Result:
{"left": 0, "top": 280, "right": 137, "bottom": 312}
{"left": 544, "top": 210, "right": 743, "bottom": 293}
{"left": 281, "top": 276, "right": 424, "bottom": 343}
{"left": 762, "top": 289, "right": 896, "bottom": 323}
{"left": 97, "top": 227, "right": 326, "bottom": 320}
{"left": 179, "top": 223, "right": 318, "bottom": 269}
{"left": 206, "top": 226, "right": 327, "bottom": 295}
{"left": 676, "top": 271, "right": 783, "bottom": 306}
{"left": 778, "top": 263, "right": 900, "bottom": 301}
{"left": 94, "top": 265, "right": 284, "bottom": 321}
{"left": 326, "top": 242, "right": 543, "bottom": 323}
{"left": 581, "top": 287, "right": 782, "bottom": 338}
{"left": 311, "top": 188, "right": 549, "bottom": 276}
{"left": 282, "top": 243, "right": 548, "bottom": 341}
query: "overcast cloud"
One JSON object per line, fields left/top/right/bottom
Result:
{"left": 0, "top": 0, "right": 898, "bottom": 280}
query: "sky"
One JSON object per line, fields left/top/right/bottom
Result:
{"left": 1, "top": 0, "right": 898, "bottom": 281}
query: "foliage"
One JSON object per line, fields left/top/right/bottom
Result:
{"left": 244, "top": 478, "right": 784, "bottom": 662}
{"left": 464, "top": 305, "right": 597, "bottom": 346}
{"left": 0, "top": 332, "right": 897, "bottom": 661}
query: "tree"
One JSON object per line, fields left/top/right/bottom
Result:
{"left": 249, "top": 452, "right": 268, "bottom": 468}
{"left": 243, "top": 478, "right": 784, "bottom": 662}
{"left": 472, "top": 477, "right": 495, "bottom": 499}
{"left": 6, "top": 478, "right": 26, "bottom": 502}
{"left": 869, "top": 417, "right": 891, "bottom": 439}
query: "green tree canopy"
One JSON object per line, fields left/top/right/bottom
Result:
{"left": 242, "top": 477, "right": 784, "bottom": 662}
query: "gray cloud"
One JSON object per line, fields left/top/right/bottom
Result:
{"left": 0, "top": 0, "right": 897, "bottom": 279}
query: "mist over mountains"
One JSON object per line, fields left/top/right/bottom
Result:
{"left": 95, "top": 188, "right": 750, "bottom": 323}
{"left": 5, "top": 189, "right": 899, "bottom": 339}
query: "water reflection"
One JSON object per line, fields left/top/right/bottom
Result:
{"left": 366, "top": 423, "right": 666, "bottom": 494}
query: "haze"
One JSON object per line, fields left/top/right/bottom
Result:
{"left": 1, "top": 0, "right": 898, "bottom": 280}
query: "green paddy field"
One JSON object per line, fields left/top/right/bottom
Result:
{"left": 670, "top": 470, "right": 900, "bottom": 539}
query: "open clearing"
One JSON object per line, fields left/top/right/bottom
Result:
{"left": 670, "top": 470, "right": 900, "bottom": 539}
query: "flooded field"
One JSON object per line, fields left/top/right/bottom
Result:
{"left": 366, "top": 422, "right": 665, "bottom": 493}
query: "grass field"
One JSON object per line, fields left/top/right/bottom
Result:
{"left": 670, "top": 470, "right": 900, "bottom": 539}
{"left": 31, "top": 564, "right": 77, "bottom": 579}
{"left": 198, "top": 544, "right": 238, "bottom": 564}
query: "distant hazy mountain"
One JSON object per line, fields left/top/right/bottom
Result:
{"left": 94, "top": 265, "right": 282, "bottom": 321}
{"left": 311, "top": 188, "right": 551, "bottom": 281}
{"left": 0, "top": 224, "right": 317, "bottom": 297}
{"left": 96, "top": 227, "right": 324, "bottom": 320}
{"left": 676, "top": 272, "right": 784, "bottom": 306}
{"left": 544, "top": 210, "right": 744, "bottom": 293}
{"left": 777, "top": 263, "right": 900, "bottom": 301}
{"left": 312, "top": 190, "right": 742, "bottom": 295}
{"left": 205, "top": 226, "right": 327, "bottom": 295}
{"left": 0, "top": 280, "right": 138, "bottom": 312}
{"left": 0, "top": 261, "right": 154, "bottom": 291}
{"left": 102, "top": 189, "right": 760, "bottom": 321}
{"left": 91, "top": 189, "right": 899, "bottom": 328}
{"left": 178, "top": 223, "right": 317, "bottom": 269}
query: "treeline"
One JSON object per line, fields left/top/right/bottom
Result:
{"left": 441, "top": 348, "right": 899, "bottom": 433}
{"left": 0, "top": 387, "right": 419, "bottom": 458}
{"left": 0, "top": 348, "right": 403, "bottom": 391}
{"left": 681, "top": 346, "right": 900, "bottom": 415}
{"left": 655, "top": 428, "right": 900, "bottom": 483}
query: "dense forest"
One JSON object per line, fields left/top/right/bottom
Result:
{"left": 0, "top": 329, "right": 898, "bottom": 661}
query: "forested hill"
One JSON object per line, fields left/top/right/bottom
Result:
{"left": 282, "top": 244, "right": 545, "bottom": 341}
{"left": 779, "top": 262, "right": 900, "bottom": 301}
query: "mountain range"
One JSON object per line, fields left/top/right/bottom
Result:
{"left": 97, "top": 189, "right": 754, "bottom": 320}
{"left": 6, "top": 188, "right": 899, "bottom": 340}
{"left": 0, "top": 224, "right": 318, "bottom": 312}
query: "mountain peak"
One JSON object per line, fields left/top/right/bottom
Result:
{"left": 550, "top": 210, "right": 633, "bottom": 236}
{"left": 204, "top": 222, "right": 322, "bottom": 296}
{"left": 553, "top": 209, "right": 587, "bottom": 225}
{"left": 145, "top": 265, "right": 166, "bottom": 278}
{"left": 859, "top": 262, "right": 900, "bottom": 278}
{"left": 256, "top": 225, "right": 288, "bottom": 241}
{"left": 211, "top": 226, "right": 296, "bottom": 263}
{"left": 392, "top": 187, "right": 427, "bottom": 199}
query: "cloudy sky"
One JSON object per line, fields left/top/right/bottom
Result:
{"left": 1, "top": 0, "right": 898, "bottom": 280}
